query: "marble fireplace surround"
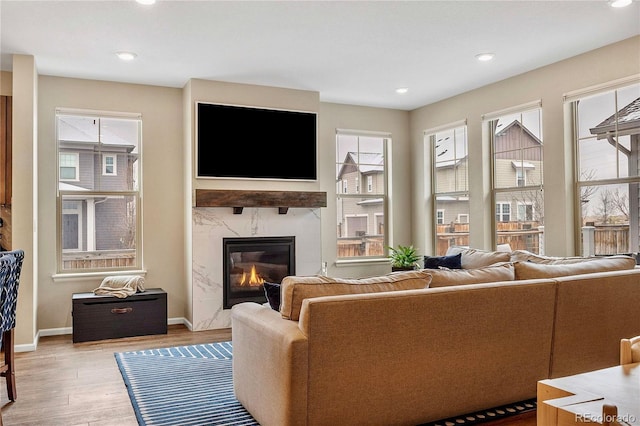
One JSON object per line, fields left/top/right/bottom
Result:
{"left": 192, "top": 190, "right": 326, "bottom": 331}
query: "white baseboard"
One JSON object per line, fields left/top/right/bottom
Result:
{"left": 39, "top": 327, "right": 73, "bottom": 337}
{"left": 18, "top": 317, "right": 191, "bottom": 352}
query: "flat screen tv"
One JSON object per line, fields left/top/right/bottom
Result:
{"left": 196, "top": 102, "right": 318, "bottom": 180}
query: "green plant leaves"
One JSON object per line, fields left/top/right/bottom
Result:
{"left": 387, "top": 245, "right": 420, "bottom": 267}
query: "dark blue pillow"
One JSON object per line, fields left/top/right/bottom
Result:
{"left": 263, "top": 282, "right": 281, "bottom": 311}
{"left": 423, "top": 253, "right": 462, "bottom": 270}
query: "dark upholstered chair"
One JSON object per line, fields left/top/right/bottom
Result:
{"left": 0, "top": 249, "right": 24, "bottom": 402}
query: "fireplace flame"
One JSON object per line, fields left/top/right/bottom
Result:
{"left": 239, "top": 265, "right": 265, "bottom": 287}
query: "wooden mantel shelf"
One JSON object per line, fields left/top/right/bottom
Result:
{"left": 195, "top": 189, "right": 327, "bottom": 214}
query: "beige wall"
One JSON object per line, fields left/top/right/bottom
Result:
{"left": 7, "top": 35, "right": 639, "bottom": 339}
{"left": 410, "top": 35, "right": 640, "bottom": 257}
{"left": 37, "top": 76, "right": 185, "bottom": 335}
{"left": 1, "top": 71, "right": 12, "bottom": 96}
{"left": 12, "top": 55, "right": 37, "bottom": 348}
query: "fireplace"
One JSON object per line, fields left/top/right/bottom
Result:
{"left": 223, "top": 236, "right": 295, "bottom": 309}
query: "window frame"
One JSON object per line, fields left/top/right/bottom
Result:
{"left": 570, "top": 79, "right": 640, "bottom": 256}
{"left": 59, "top": 152, "right": 80, "bottom": 181}
{"left": 335, "top": 129, "right": 389, "bottom": 262}
{"left": 55, "top": 109, "right": 143, "bottom": 275}
{"left": 496, "top": 202, "right": 511, "bottom": 222}
{"left": 516, "top": 168, "right": 526, "bottom": 187}
{"left": 486, "top": 102, "right": 544, "bottom": 252}
{"left": 517, "top": 201, "right": 534, "bottom": 221}
{"left": 428, "top": 121, "right": 469, "bottom": 255}
{"left": 102, "top": 154, "right": 117, "bottom": 176}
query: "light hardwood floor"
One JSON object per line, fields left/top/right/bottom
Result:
{"left": 0, "top": 325, "right": 536, "bottom": 426}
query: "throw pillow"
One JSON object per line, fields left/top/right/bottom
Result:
{"left": 426, "top": 262, "right": 515, "bottom": 287}
{"left": 263, "top": 282, "right": 281, "bottom": 311}
{"left": 445, "top": 246, "right": 511, "bottom": 269}
{"left": 423, "top": 253, "right": 462, "bottom": 270}
{"left": 279, "top": 270, "right": 432, "bottom": 321}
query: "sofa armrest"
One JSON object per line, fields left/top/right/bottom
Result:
{"left": 231, "top": 302, "right": 308, "bottom": 426}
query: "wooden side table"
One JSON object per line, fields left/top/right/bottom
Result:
{"left": 537, "top": 362, "right": 640, "bottom": 425}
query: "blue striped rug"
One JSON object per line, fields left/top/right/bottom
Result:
{"left": 115, "top": 342, "right": 258, "bottom": 426}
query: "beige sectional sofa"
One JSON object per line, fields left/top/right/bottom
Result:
{"left": 231, "top": 249, "right": 640, "bottom": 426}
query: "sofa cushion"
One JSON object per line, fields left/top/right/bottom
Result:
{"left": 446, "top": 246, "right": 511, "bottom": 269}
{"left": 423, "top": 253, "right": 462, "bottom": 270}
{"left": 514, "top": 255, "right": 636, "bottom": 280}
{"left": 279, "top": 270, "right": 432, "bottom": 321}
{"left": 263, "top": 282, "right": 281, "bottom": 311}
{"left": 426, "top": 262, "right": 515, "bottom": 288}
{"left": 510, "top": 250, "right": 594, "bottom": 264}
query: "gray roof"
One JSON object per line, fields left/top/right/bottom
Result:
{"left": 590, "top": 97, "right": 640, "bottom": 138}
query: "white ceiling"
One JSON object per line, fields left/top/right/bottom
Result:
{"left": 1, "top": 0, "right": 639, "bottom": 111}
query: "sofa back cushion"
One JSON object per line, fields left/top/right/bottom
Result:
{"left": 280, "top": 270, "right": 432, "bottom": 320}
{"left": 550, "top": 268, "right": 640, "bottom": 377}
{"left": 446, "top": 246, "right": 511, "bottom": 269}
{"left": 511, "top": 250, "right": 595, "bottom": 264}
{"left": 426, "top": 262, "right": 515, "bottom": 288}
{"left": 514, "top": 255, "right": 636, "bottom": 280}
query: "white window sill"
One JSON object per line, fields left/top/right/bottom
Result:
{"left": 52, "top": 269, "right": 147, "bottom": 283}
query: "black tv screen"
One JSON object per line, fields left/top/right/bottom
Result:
{"left": 196, "top": 102, "right": 317, "bottom": 180}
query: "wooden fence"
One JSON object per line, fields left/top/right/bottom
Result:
{"left": 436, "top": 223, "right": 633, "bottom": 256}
{"left": 591, "top": 225, "right": 630, "bottom": 256}
{"left": 319, "top": 223, "right": 633, "bottom": 259}
{"left": 337, "top": 236, "right": 384, "bottom": 258}
{"left": 62, "top": 249, "right": 136, "bottom": 270}
{"left": 436, "top": 222, "right": 542, "bottom": 255}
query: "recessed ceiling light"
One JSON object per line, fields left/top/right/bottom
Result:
{"left": 395, "top": 87, "right": 409, "bottom": 94}
{"left": 475, "top": 53, "right": 495, "bottom": 62}
{"left": 610, "top": 0, "right": 632, "bottom": 7}
{"left": 116, "top": 51, "right": 137, "bottom": 61}
{"left": 136, "top": 0, "right": 156, "bottom": 5}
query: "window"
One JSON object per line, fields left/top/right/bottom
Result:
{"left": 488, "top": 104, "right": 544, "bottom": 253}
{"left": 517, "top": 202, "right": 534, "bottom": 221}
{"left": 62, "top": 201, "right": 82, "bottom": 250}
{"left": 103, "top": 154, "right": 117, "bottom": 176}
{"left": 56, "top": 110, "right": 141, "bottom": 273}
{"left": 496, "top": 202, "right": 511, "bottom": 222}
{"left": 516, "top": 168, "right": 526, "bottom": 187}
{"left": 336, "top": 130, "right": 387, "bottom": 260}
{"left": 59, "top": 153, "right": 79, "bottom": 181}
{"left": 429, "top": 123, "right": 469, "bottom": 255}
{"left": 572, "top": 81, "right": 640, "bottom": 256}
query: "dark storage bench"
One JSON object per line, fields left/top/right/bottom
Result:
{"left": 72, "top": 288, "right": 167, "bottom": 343}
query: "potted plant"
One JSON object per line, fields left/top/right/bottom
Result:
{"left": 387, "top": 245, "right": 421, "bottom": 271}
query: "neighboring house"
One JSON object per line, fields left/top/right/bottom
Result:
{"left": 435, "top": 120, "right": 543, "bottom": 225}
{"left": 493, "top": 120, "right": 543, "bottom": 223}
{"left": 336, "top": 151, "right": 385, "bottom": 238}
{"left": 58, "top": 117, "right": 138, "bottom": 254}
{"left": 588, "top": 96, "right": 640, "bottom": 252}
